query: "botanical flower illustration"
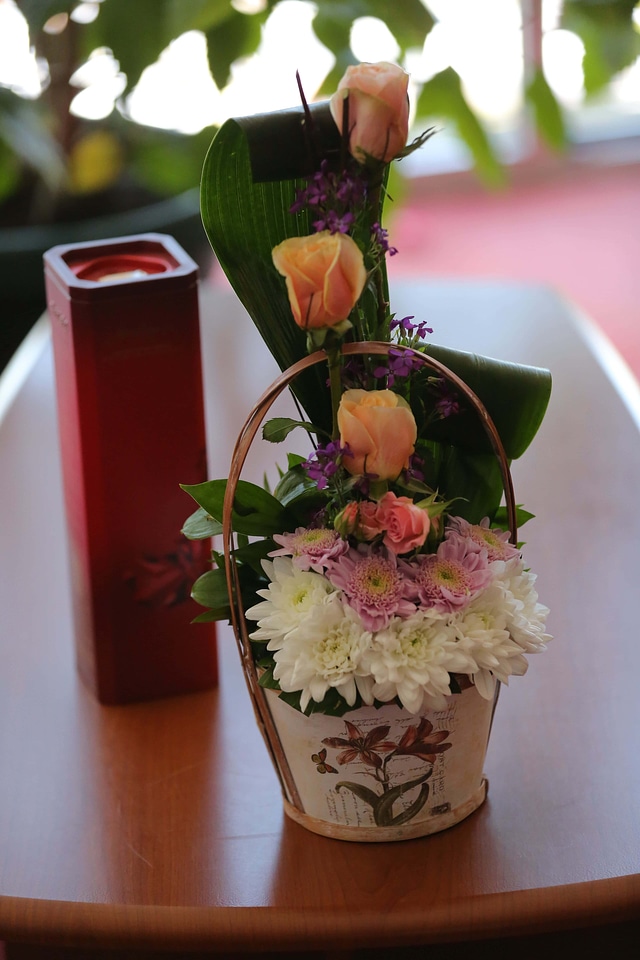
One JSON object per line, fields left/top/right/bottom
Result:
{"left": 317, "top": 717, "right": 452, "bottom": 827}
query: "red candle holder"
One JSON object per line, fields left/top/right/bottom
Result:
{"left": 44, "top": 233, "right": 217, "bottom": 704}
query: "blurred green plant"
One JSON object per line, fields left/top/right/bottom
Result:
{"left": 1, "top": 0, "right": 639, "bottom": 226}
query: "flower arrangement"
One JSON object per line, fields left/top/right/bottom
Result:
{"left": 182, "top": 61, "right": 553, "bottom": 724}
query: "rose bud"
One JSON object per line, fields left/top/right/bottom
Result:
{"left": 330, "top": 61, "right": 410, "bottom": 164}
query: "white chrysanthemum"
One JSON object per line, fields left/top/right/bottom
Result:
{"left": 452, "top": 585, "right": 529, "bottom": 699}
{"left": 245, "top": 557, "right": 336, "bottom": 649}
{"left": 362, "top": 612, "right": 472, "bottom": 714}
{"left": 491, "top": 558, "right": 552, "bottom": 653}
{"left": 272, "top": 594, "right": 374, "bottom": 711}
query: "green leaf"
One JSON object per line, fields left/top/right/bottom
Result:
{"left": 272, "top": 465, "right": 328, "bottom": 525}
{"left": 493, "top": 504, "right": 535, "bottom": 531}
{"left": 287, "top": 453, "right": 307, "bottom": 469}
{"left": 182, "top": 506, "right": 222, "bottom": 540}
{"left": 262, "top": 417, "right": 326, "bottom": 443}
{"left": 415, "top": 67, "right": 505, "bottom": 188}
{"left": 191, "top": 568, "right": 231, "bottom": 616}
{"left": 258, "top": 664, "right": 281, "bottom": 690}
{"left": 205, "top": 7, "right": 266, "bottom": 90}
{"left": 0, "top": 93, "right": 66, "bottom": 194}
{"left": 366, "top": 0, "right": 435, "bottom": 53}
{"left": 273, "top": 464, "right": 318, "bottom": 503}
{"left": 81, "top": 0, "right": 174, "bottom": 94}
{"left": 312, "top": 0, "right": 434, "bottom": 94}
{"left": 18, "top": 0, "right": 74, "bottom": 35}
{"left": 181, "top": 479, "right": 289, "bottom": 536}
{"left": 191, "top": 608, "right": 227, "bottom": 623}
{"left": 525, "top": 68, "right": 566, "bottom": 151}
{"left": 561, "top": 0, "right": 640, "bottom": 96}
{"left": 232, "top": 538, "right": 275, "bottom": 571}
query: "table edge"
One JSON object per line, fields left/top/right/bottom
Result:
{"left": 2, "top": 875, "right": 639, "bottom": 950}
{"left": 567, "top": 299, "right": 640, "bottom": 435}
{"left": 0, "top": 316, "right": 50, "bottom": 427}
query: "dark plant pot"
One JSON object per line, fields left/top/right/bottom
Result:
{"left": 0, "top": 188, "right": 212, "bottom": 371}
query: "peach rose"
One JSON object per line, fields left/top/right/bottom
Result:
{"left": 374, "top": 491, "right": 430, "bottom": 555}
{"left": 330, "top": 61, "right": 410, "bottom": 164}
{"left": 271, "top": 231, "right": 366, "bottom": 329}
{"left": 338, "top": 388, "right": 417, "bottom": 480}
{"left": 357, "top": 500, "right": 382, "bottom": 540}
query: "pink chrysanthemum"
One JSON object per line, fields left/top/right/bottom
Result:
{"left": 401, "top": 537, "right": 492, "bottom": 613}
{"left": 446, "top": 516, "right": 521, "bottom": 562}
{"left": 270, "top": 527, "right": 348, "bottom": 573}
{"left": 327, "top": 546, "right": 416, "bottom": 631}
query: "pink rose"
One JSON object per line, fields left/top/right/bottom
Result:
{"left": 329, "top": 61, "right": 410, "bottom": 164}
{"left": 271, "top": 231, "right": 366, "bottom": 329}
{"left": 338, "top": 388, "right": 417, "bottom": 480}
{"left": 375, "top": 492, "right": 430, "bottom": 555}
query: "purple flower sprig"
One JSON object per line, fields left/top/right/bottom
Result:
{"left": 302, "top": 439, "right": 352, "bottom": 491}
{"left": 403, "top": 452, "right": 425, "bottom": 484}
{"left": 391, "top": 315, "right": 433, "bottom": 345}
{"left": 372, "top": 315, "right": 436, "bottom": 387}
{"left": 428, "top": 376, "right": 461, "bottom": 419}
{"left": 373, "top": 347, "right": 426, "bottom": 387}
{"left": 370, "top": 222, "right": 398, "bottom": 258}
{"left": 290, "top": 161, "right": 367, "bottom": 237}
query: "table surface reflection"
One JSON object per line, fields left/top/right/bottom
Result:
{"left": 1, "top": 278, "right": 639, "bottom": 953}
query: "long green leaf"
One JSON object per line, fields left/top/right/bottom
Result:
{"left": 200, "top": 104, "right": 340, "bottom": 432}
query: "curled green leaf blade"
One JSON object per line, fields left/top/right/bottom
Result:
{"left": 424, "top": 343, "right": 552, "bottom": 461}
{"left": 200, "top": 107, "right": 338, "bottom": 432}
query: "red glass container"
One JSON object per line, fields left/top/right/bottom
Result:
{"left": 44, "top": 233, "right": 217, "bottom": 704}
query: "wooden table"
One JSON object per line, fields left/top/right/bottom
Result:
{"left": 1, "top": 279, "right": 639, "bottom": 958}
